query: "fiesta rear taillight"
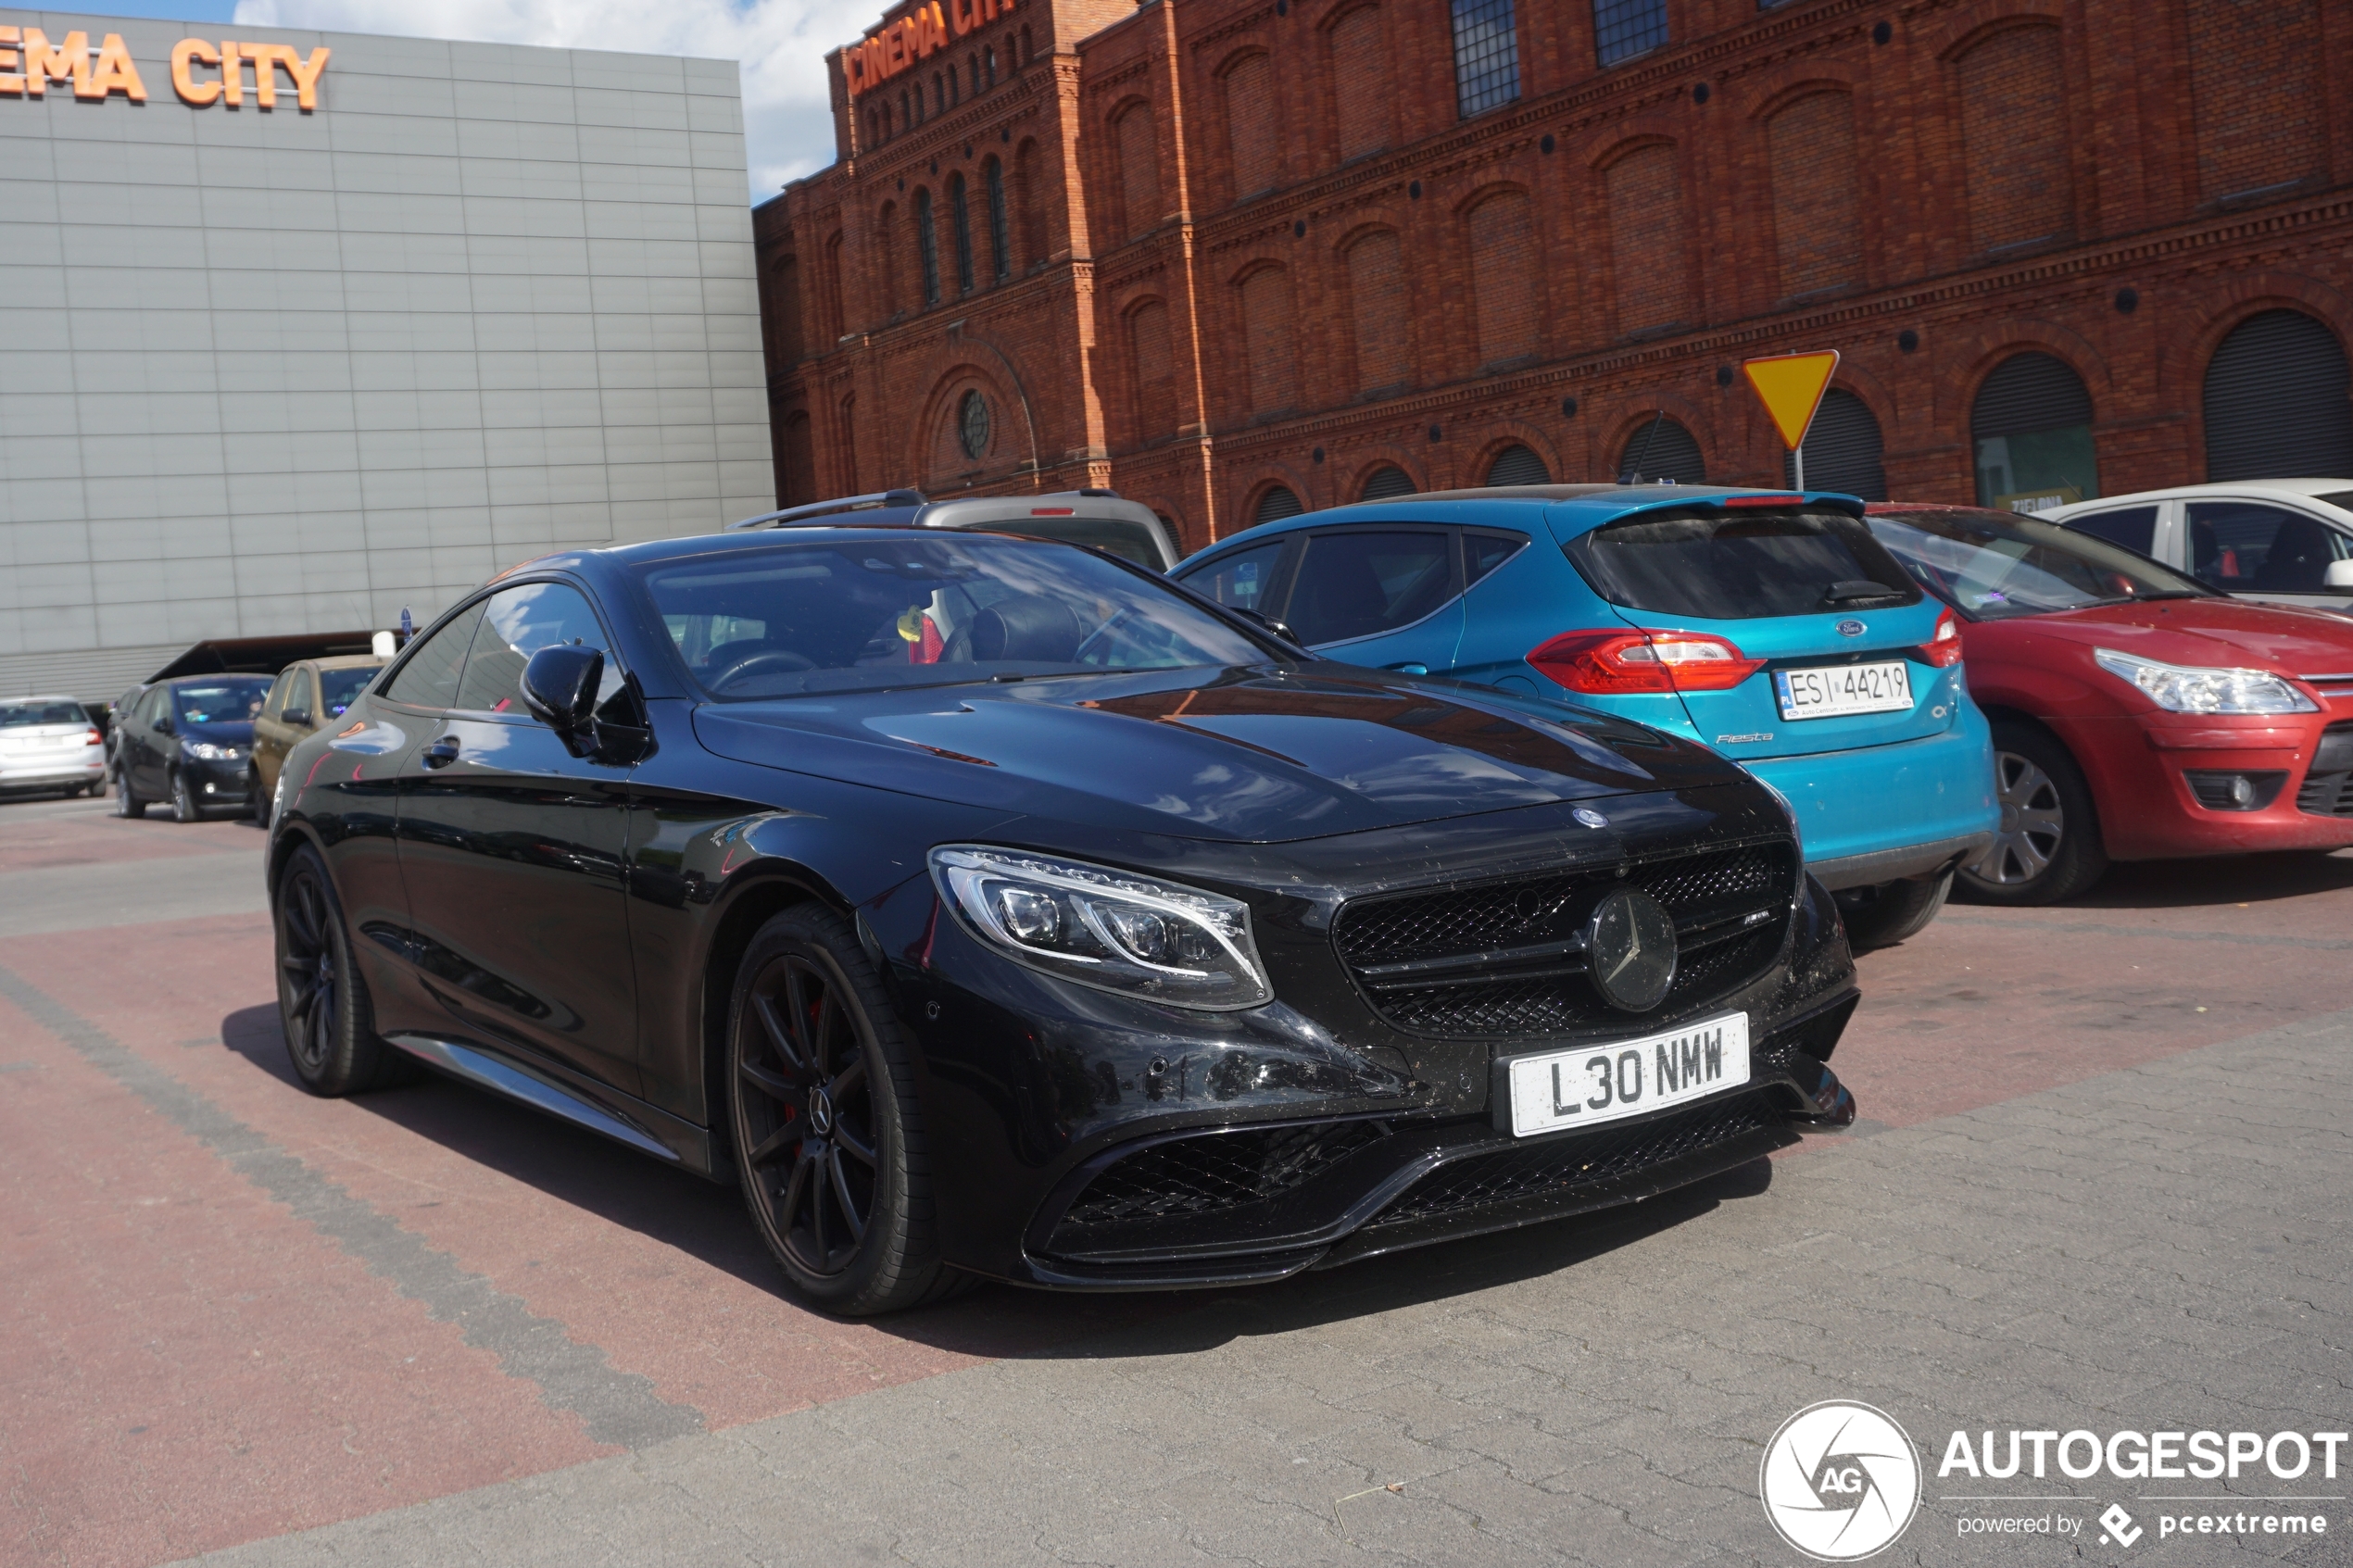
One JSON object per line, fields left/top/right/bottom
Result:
{"left": 1921, "top": 608, "right": 1963, "bottom": 668}
{"left": 1528, "top": 630, "right": 1765, "bottom": 695}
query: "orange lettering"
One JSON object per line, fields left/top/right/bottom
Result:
{"left": 950, "top": 0, "right": 975, "bottom": 37}
{"left": 220, "top": 40, "right": 243, "bottom": 106}
{"left": 239, "top": 43, "right": 277, "bottom": 107}
{"left": 283, "top": 44, "right": 329, "bottom": 109}
{"left": 0, "top": 26, "right": 22, "bottom": 96}
{"left": 83, "top": 32, "right": 145, "bottom": 101}
{"left": 19, "top": 29, "right": 87, "bottom": 98}
{"left": 171, "top": 38, "right": 221, "bottom": 105}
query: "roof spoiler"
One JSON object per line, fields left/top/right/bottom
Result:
{"left": 729, "top": 489, "right": 927, "bottom": 530}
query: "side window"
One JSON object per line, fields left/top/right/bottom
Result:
{"left": 287, "top": 669, "right": 316, "bottom": 718}
{"left": 2059, "top": 505, "right": 2158, "bottom": 558}
{"left": 384, "top": 600, "right": 487, "bottom": 709}
{"left": 262, "top": 671, "right": 295, "bottom": 721}
{"left": 1284, "top": 529, "right": 1457, "bottom": 646}
{"left": 1464, "top": 530, "right": 1528, "bottom": 588}
{"left": 2187, "top": 502, "right": 2344, "bottom": 593}
{"left": 1179, "top": 540, "right": 1292, "bottom": 615}
{"left": 452, "top": 582, "right": 619, "bottom": 717}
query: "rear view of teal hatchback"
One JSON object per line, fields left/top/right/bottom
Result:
{"left": 1173, "top": 484, "right": 1998, "bottom": 947}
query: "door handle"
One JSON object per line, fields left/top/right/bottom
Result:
{"left": 421, "top": 736, "right": 460, "bottom": 770}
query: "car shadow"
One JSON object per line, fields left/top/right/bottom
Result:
{"left": 1955, "top": 847, "right": 2353, "bottom": 912}
{"left": 214, "top": 1002, "right": 1778, "bottom": 1361}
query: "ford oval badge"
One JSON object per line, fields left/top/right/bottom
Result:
{"left": 1836, "top": 618, "right": 1866, "bottom": 637}
{"left": 1572, "top": 807, "right": 1609, "bottom": 829}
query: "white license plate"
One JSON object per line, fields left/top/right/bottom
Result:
{"left": 1775, "top": 659, "right": 1913, "bottom": 720}
{"left": 1503, "top": 1012, "right": 1750, "bottom": 1139}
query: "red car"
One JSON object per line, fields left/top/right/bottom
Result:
{"left": 1864, "top": 504, "right": 2353, "bottom": 903}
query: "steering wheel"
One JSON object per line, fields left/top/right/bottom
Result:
{"left": 708, "top": 648, "right": 815, "bottom": 689}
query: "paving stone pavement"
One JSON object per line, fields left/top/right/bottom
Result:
{"left": 163, "top": 1009, "right": 2353, "bottom": 1568}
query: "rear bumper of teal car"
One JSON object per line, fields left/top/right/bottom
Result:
{"left": 1743, "top": 707, "right": 1999, "bottom": 892}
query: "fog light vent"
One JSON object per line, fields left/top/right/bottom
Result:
{"left": 2183, "top": 769, "right": 2286, "bottom": 811}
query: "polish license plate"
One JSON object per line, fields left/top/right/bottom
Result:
{"left": 1775, "top": 659, "right": 1913, "bottom": 720}
{"left": 1501, "top": 1012, "right": 1750, "bottom": 1139}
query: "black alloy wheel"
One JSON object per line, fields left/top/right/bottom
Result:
{"left": 1956, "top": 721, "right": 2108, "bottom": 907}
{"left": 274, "top": 846, "right": 409, "bottom": 1095}
{"left": 112, "top": 768, "right": 144, "bottom": 818}
{"left": 171, "top": 770, "right": 202, "bottom": 823}
{"left": 726, "top": 905, "right": 969, "bottom": 1316}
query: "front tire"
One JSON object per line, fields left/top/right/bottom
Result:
{"left": 170, "top": 771, "right": 202, "bottom": 823}
{"left": 1957, "top": 722, "right": 2108, "bottom": 906}
{"left": 1836, "top": 869, "right": 1953, "bottom": 950}
{"left": 725, "top": 904, "right": 965, "bottom": 1316}
{"left": 275, "top": 846, "right": 408, "bottom": 1095}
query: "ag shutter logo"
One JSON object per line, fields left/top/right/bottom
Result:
{"left": 1761, "top": 1401, "right": 1923, "bottom": 1561}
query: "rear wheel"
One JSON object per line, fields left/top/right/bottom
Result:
{"left": 1957, "top": 723, "right": 2108, "bottom": 906}
{"left": 113, "top": 769, "right": 145, "bottom": 818}
{"left": 247, "top": 769, "right": 268, "bottom": 827}
{"left": 87, "top": 778, "right": 106, "bottom": 797}
{"left": 1836, "top": 868, "right": 1954, "bottom": 950}
{"left": 275, "top": 846, "right": 409, "bottom": 1095}
{"left": 726, "top": 904, "right": 969, "bottom": 1316}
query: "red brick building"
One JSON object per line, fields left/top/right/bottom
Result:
{"left": 754, "top": 0, "right": 2353, "bottom": 551}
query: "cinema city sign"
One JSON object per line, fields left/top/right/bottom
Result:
{"left": 844, "top": 0, "right": 1016, "bottom": 99}
{"left": 0, "top": 28, "right": 330, "bottom": 109}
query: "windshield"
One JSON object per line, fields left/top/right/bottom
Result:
{"left": 1566, "top": 508, "right": 1919, "bottom": 619}
{"left": 1867, "top": 509, "right": 2211, "bottom": 621}
{"left": 0, "top": 700, "right": 85, "bottom": 728}
{"left": 318, "top": 666, "right": 381, "bottom": 718}
{"left": 643, "top": 534, "right": 1269, "bottom": 699}
{"left": 171, "top": 679, "right": 271, "bottom": 725}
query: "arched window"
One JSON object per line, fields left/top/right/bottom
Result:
{"left": 984, "top": 157, "right": 1011, "bottom": 282}
{"left": 2187, "top": 0, "right": 2323, "bottom": 203}
{"left": 1781, "top": 389, "right": 1886, "bottom": 499}
{"left": 1971, "top": 352, "right": 2095, "bottom": 509}
{"left": 1617, "top": 416, "right": 1705, "bottom": 483}
{"left": 1768, "top": 92, "right": 1861, "bottom": 296}
{"left": 1361, "top": 465, "right": 1416, "bottom": 500}
{"left": 949, "top": 173, "right": 975, "bottom": 295}
{"left": 984, "top": 45, "right": 997, "bottom": 87}
{"left": 1955, "top": 25, "right": 2070, "bottom": 251}
{"left": 1223, "top": 55, "right": 1277, "bottom": 200}
{"left": 933, "top": 72, "right": 945, "bottom": 115}
{"left": 1450, "top": 0, "right": 1520, "bottom": 117}
{"left": 1487, "top": 444, "right": 1550, "bottom": 486}
{"left": 1116, "top": 102, "right": 1160, "bottom": 239}
{"left": 967, "top": 57, "right": 978, "bottom": 98}
{"left": 1254, "top": 485, "right": 1304, "bottom": 522}
{"left": 948, "top": 66, "right": 959, "bottom": 107}
{"left": 900, "top": 88, "right": 912, "bottom": 129}
{"left": 1330, "top": 7, "right": 1390, "bottom": 159}
{"left": 914, "top": 187, "right": 941, "bottom": 308}
{"left": 1020, "top": 25, "right": 1032, "bottom": 66}
{"left": 1346, "top": 230, "right": 1408, "bottom": 394}
{"left": 1014, "top": 139, "right": 1047, "bottom": 268}
{"left": 1238, "top": 266, "right": 1300, "bottom": 419}
{"left": 824, "top": 230, "right": 847, "bottom": 340}
{"left": 1606, "top": 144, "right": 1692, "bottom": 335}
{"left": 877, "top": 201, "right": 901, "bottom": 317}
{"left": 1129, "top": 300, "right": 1176, "bottom": 441}
{"left": 1468, "top": 189, "right": 1540, "bottom": 366}
{"left": 2204, "top": 309, "right": 2353, "bottom": 482}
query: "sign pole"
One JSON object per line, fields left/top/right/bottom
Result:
{"left": 1793, "top": 442, "right": 1804, "bottom": 491}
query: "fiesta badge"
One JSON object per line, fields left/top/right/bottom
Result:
{"left": 1760, "top": 1400, "right": 1922, "bottom": 1561}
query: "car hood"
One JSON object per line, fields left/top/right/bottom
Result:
{"left": 2002, "top": 598, "right": 2353, "bottom": 674}
{"left": 692, "top": 665, "right": 1735, "bottom": 843}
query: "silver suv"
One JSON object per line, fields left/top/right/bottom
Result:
{"left": 730, "top": 489, "right": 1179, "bottom": 571}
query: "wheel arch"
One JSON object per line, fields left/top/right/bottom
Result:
{"left": 694, "top": 862, "right": 854, "bottom": 1150}
{"left": 1977, "top": 704, "right": 2110, "bottom": 856}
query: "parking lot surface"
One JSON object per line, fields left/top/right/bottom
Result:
{"left": 3, "top": 792, "right": 2347, "bottom": 1567}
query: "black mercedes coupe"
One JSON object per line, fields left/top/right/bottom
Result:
{"left": 267, "top": 527, "right": 1860, "bottom": 1314}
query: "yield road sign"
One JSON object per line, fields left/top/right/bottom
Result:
{"left": 1742, "top": 350, "right": 1841, "bottom": 450}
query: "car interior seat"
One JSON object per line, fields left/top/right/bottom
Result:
{"left": 2249, "top": 516, "right": 2335, "bottom": 592}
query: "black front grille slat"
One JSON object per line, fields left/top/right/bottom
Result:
{"left": 1334, "top": 843, "right": 1796, "bottom": 1038}
{"left": 1056, "top": 1119, "right": 1390, "bottom": 1231}
{"left": 2299, "top": 724, "right": 2353, "bottom": 816}
{"left": 1369, "top": 1093, "right": 1776, "bottom": 1226}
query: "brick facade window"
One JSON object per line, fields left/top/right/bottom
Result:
{"left": 1768, "top": 91, "right": 1862, "bottom": 297}
{"left": 1345, "top": 230, "right": 1410, "bottom": 395}
{"left": 1117, "top": 102, "right": 1161, "bottom": 240}
{"left": 1330, "top": 6, "right": 1390, "bottom": 159}
{"left": 1130, "top": 300, "right": 1176, "bottom": 442}
{"left": 1604, "top": 144, "right": 1692, "bottom": 335}
{"left": 1593, "top": 0, "right": 1667, "bottom": 68}
{"left": 1450, "top": 0, "right": 1520, "bottom": 119}
{"left": 914, "top": 187, "right": 941, "bottom": 308}
{"left": 1239, "top": 265, "right": 1300, "bottom": 419}
{"left": 949, "top": 174, "right": 975, "bottom": 295}
{"left": 1223, "top": 54, "right": 1278, "bottom": 200}
{"left": 1014, "top": 139, "right": 1047, "bottom": 267}
{"left": 1467, "top": 188, "right": 1541, "bottom": 368}
{"left": 985, "top": 158, "right": 1011, "bottom": 282}
{"left": 1955, "top": 24, "right": 2071, "bottom": 252}
{"left": 1618, "top": 415, "right": 1705, "bottom": 483}
{"left": 2187, "top": 0, "right": 2323, "bottom": 204}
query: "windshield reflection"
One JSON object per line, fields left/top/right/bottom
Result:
{"left": 1867, "top": 510, "right": 2211, "bottom": 621}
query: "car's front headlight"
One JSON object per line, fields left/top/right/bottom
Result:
{"left": 2092, "top": 648, "right": 2318, "bottom": 715}
{"left": 183, "top": 741, "right": 242, "bottom": 760}
{"left": 929, "top": 846, "right": 1273, "bottom": 1010}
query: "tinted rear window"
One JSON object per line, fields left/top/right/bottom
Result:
{"left": 0, "top": 701, "right": 85, "bottom": 728}
{"left": 997, "top": 515, "right": 1169, "bottom": 570}
{"left": 1567, "top": 508, "right": 1919, "bottom": 620}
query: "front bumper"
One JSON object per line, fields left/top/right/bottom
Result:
{"left": 177, "top": 756, "right": 252, "bottom": 803}
{"left": 2067, "top": 712, "right": 2353, "bottom": 860}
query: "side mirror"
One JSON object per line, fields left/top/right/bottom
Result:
{"left": 2324, "top": 558, "right": 2353, "bottom": 592}
{"left": 155, "top": 715, "right": 175, "bottom": 735}
{"left": 280, "top": 708, "right": 311, "bottom": 729}
{"left": 1232, "top": 608, "right": 1304, "bottom": 646}
{"left": 521, "top": 645, "right": 605, "bottom": 732}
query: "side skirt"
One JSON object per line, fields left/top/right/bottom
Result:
{"left": 384, "top": 1033, "right": 727, "bottom": 1181}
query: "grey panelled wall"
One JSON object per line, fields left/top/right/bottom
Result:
{"left": 0, "top": 11, "right": 772, "bottom": 699}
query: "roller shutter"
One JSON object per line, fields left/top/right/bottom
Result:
{"left": 2204, "top": 309, "right": 2353, "bottom": 482}
{"left": 1486, "top": 444, "right": 1552, "bottom": 486}
{"left": 1781, "top": 389, "right": 1887, "bottom": 499}
{"left": 1618, "top": 417, "right": 1706, "bottom": 484}
{"left": 1253, "top": 485, "right": 1304, "bottom": 522}
{"left": 1360, "top": 465, "right": 1416, "bottom": 500}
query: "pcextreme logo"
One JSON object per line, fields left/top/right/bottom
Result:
{"left": 0, "top": 28, "right": 329, "bottom": 109}
{"left": 1761, "top": 1401, "right": 1924, "bottom": 1562}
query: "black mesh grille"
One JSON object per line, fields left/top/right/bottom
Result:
{"left": 1333, "top": 843, "right": 1795, "bottom": 1037}
{"left": 1056, "top": 1119, "right": 1390, "bottom": 1230}
{"left": 1371, "top": 1093, "right": 1776, "bottom": 1226}
{"left": 2297, "top": 723, "right": 2353, "bottom": 816}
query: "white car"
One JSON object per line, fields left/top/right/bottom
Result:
{"left": 0, "top": 694, "right": 107, "bottom": 798}
{"left": 2043, "top": 480, "right": 2353, "bottom": 616}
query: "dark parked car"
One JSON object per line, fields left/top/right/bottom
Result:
{"left": 267, "top": 527, "right": 1861, "bottom": 1314}
{"left": 114, "top": 675, "right": 272, "bottom": 821}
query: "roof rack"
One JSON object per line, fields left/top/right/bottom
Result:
{"left": 729, "top": 489, "right": 926, "bottom": 530}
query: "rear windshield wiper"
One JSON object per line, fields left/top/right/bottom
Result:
{"left": 1822, "top": 580, "right": 1906, "bottom": 605}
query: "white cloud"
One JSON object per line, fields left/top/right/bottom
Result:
{"left": 231, "top": 0, "right": 852, "bottom": 197}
